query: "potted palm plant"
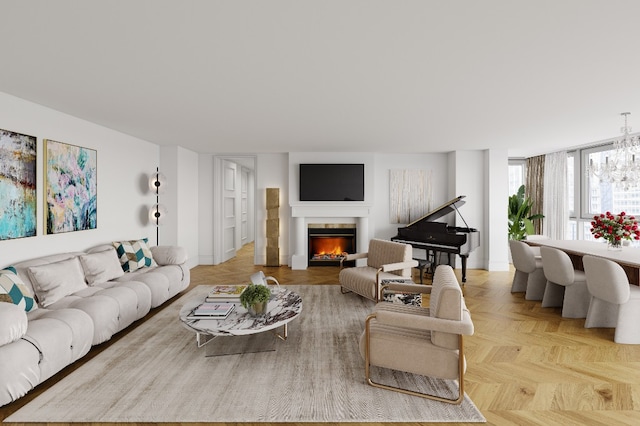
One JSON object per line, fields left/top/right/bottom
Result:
{"left": 239, "top": 284, "right": 271, "bottom": 316}
{"left": 508, "top": 184, "right": 544, "bottom": 240}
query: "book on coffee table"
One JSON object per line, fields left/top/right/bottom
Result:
{"left": 187, "top": 302, "right": 235, "bottom": 319}
{"left": 205, "top": 285, "right": 247, "bottom": 302}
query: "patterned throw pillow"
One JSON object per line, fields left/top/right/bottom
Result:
{"left": 0, "top": 266, "right": 37, "bottom": 312}
{"left": 112, "top": 238, "right": 158, "bottom": 272}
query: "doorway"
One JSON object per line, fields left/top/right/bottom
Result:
{"left": 213, "top": 155, "right": 256, "bottom": 264}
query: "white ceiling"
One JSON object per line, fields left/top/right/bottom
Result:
{"left": 1, "top": 1, "right": 639, "bottom": 157}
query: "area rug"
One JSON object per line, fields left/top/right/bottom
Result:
{"left": 6, "top": 285, "right": 485, "bottom": 423}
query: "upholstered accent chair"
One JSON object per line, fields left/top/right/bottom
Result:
{"left": 339, "top": 239, "right": 418, "bottom": 301}
{"left": 509, "top": 240, "right": 547, "bottom": 300}
{"left": 540, "top": 246, "right": 590, "bottom": 318}
{"left": 359, "top": 265, "right": 473, "bottom": 404}
{"left": 583, "top": 255, "right": 640, "bottom": 344}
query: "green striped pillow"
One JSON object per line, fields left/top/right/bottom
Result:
{"left": 112, "top": 238, "right": 157, "bottom": 272}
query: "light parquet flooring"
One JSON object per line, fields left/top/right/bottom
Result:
{"left": 3, "top": 242, "right": 640, "bottom": 425}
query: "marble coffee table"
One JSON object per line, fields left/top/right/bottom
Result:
{"left": 179, "top": 285, "right": 302, "bottom": 356}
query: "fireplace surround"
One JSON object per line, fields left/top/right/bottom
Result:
{"left": 290, "top": 204, "right": 371, "bottom": 270}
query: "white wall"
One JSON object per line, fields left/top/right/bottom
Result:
{"left": 0, "top": 90, "right": 507, "bottom": 273}
{"left": 0, "top": 91, "right": 160, "bottom": 266}
{"left": 198, "top": 155, "right": 215, "bottom": 265}
{"left": 449, "top": 150, "right": 485, "bottom": 270}
{"left": 372, "top": 152, "right": 449, "bottom": 240}
{"left": 159, "top": 146, "right": 199, "bottom": 268}
{"left": 485, "top": 149, "right": 510, "bottom": 271}
{"left": 255, "top": 153, "right": 289, "bottom": 265}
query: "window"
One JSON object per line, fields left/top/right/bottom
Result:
{"left": 582, "top": 145, "right": 640, "bottom": 217}
{"left": 581, "top": 144, "right": 640, "bottom": 246}
{"left": 567, "top": 151, "right": 576, "bottom": 218}
{"left": 508, "top": 160, "right": 525, "bottom": 195}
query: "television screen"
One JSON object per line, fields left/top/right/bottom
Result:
{"left": 299, "top": 164, "right": 365, "bottom": 201}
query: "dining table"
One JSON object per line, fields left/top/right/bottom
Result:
{"left": 525, "top": 239, "right": 640, "bottom": 285}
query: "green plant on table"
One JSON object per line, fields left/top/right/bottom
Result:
{"left": 508, "top": 184, "right": 544, "bottom": 240}
{"left": 239, "top": 284, "right": 271, "bottom": 309}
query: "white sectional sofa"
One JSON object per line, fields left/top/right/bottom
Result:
{"left": 0, "top": 240, "right": 190, "bottom": 407}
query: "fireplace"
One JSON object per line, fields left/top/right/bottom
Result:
{"left": 307, "top": 225, "right": 357, "bottom": 266}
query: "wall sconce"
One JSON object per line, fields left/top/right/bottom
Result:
{"left": 149, "top": 168, "right": 167, "bottom": 195}
{"left": 149, "top": 203, "right": 167, "bottom": 226}
{"left": 149, "top": 167, "right": 167, "bottom": 245}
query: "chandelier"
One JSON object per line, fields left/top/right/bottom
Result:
{"left": 587, "top": 112, "right": 640, "bottom": 190}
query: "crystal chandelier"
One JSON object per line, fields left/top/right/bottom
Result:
{"left": 587, "top": 112, "right": 640, "bottom": 190}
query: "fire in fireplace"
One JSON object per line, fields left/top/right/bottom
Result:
{"left": 308, "top": 226, "right": 356, "bottom": 266}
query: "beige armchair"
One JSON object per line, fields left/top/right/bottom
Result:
{"left": 339, "top": 238, "right": 418, "bottom": 301}
{"left": 359, "top": 265, "right": 474, "bottom": 404}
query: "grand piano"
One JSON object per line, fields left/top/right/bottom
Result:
{"left": 391, "top": 195, "right": 480, "bottom": 282}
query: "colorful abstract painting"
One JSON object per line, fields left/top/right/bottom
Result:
{"left": 0, "top": 129, "right": 37, "bottom": 240}
{"left": 45, "top": 139, "right": 97, "bottom": 234}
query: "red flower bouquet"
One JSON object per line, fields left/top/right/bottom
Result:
{"left": 590, "top": 211, "right": 640, "bottom": 248}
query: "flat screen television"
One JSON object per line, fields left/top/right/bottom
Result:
{"left": 299, "top": 163, "right": 365, "bottom": 201}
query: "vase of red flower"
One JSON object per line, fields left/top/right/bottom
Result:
{"left": 590, "top": 211, "right": 640, "bottom": 250}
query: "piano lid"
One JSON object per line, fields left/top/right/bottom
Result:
{"left": 406, "top": 195, "right": 466, "bottom": 227}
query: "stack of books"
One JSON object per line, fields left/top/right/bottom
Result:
{"left": 205, "top": 285, "right": 247, "bottom": 302}
{"left": 186, "top": 302, "right": 235, "bottom": 320}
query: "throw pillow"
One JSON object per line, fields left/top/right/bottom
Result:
{"left": 112, "top": 238, "right": 157, "bottom": 273}
{"left": 79, "top": 247, "right": 125, "bottom": 285}
{"left": 0, "top": 267, "right": 37, "bottom": 312}
{"left": 28, "top": 257, "right": 88, "bottom": 307}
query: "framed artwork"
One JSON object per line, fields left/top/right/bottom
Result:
{"left": 44, "top": 139, "right": 97, "bottom": 234}
{"left": 389, "top": 169, "right": 432, "bottom": 224}
{"left": 0, "top": 129, "right": 37, "bottom": 240}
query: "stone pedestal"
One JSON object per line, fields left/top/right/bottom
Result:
{"left": 266, "top": 188, "right": 279, "bottom": 266}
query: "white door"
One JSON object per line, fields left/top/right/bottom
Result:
{"left": 241, "top": 168, "right": 249, "bottom": 246}
{"left": 222, "top": 160, "right": 237, "bottom": 262}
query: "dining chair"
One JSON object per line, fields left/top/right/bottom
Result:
{"left": 539, "top": 246, "right": 590, "bottom": 318}
{"left": 524, "top": 235, "right": 548, "bottom": 258}
{"left": 509, "top": 240, "right": 547, "bottom": 300}
{"left": 582, "top": 255, "right": 640, "bottom": 344}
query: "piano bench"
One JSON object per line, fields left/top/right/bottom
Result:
{"left": 415, "top": 259, "right": 432, "bottom": 284}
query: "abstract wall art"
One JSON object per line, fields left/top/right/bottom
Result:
{"left": 44, "top": 139, "right": 97, "bottom": 234}
{"left": 389, "top": 169, "right": 432, "bottom": 224}
{"left": 0, "top": 129, "right": 37, "bottom": 240}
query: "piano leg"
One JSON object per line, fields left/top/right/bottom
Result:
{"left": 460, "top": 255, "right": 468, "bottom": 283}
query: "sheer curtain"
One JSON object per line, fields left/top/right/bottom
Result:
{"left": 542, "top": 151, "right": 567, "bottom": 239}
{"left": 526, "top": 156, "right": 545, "bottom": 235}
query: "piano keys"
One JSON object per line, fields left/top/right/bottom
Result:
{"left": 391, "top": 195, "right": 480, "bottom": 282}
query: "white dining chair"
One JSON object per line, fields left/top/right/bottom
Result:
{"left": 540, "top": 246, "right": 590, "bottom": 318}
{"left": 582, "top": 255, "right": 640, "bottom": 344}
{"left": 509, "top": 240, "right": 547, "bottom": 300}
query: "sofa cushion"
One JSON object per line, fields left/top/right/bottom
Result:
{"left": 0, "top": 302, "right": 28, "bottom": 345}
{"left": 28, "top": 257, "right": 88, "bottom": 307}
{"left": 79, "top": 247, "right": 124, "bottom": 285}
{"left": 0, "top": 338, "right": 41, "bottom": 406}
{"left": 0, "top": 267, "right": 37, "bottom": 312}
{"left": 113, "top": 238, "right": 157, "bottom": 272}
{"left": 151, "top": 245, "right": 188, "bottom": 265}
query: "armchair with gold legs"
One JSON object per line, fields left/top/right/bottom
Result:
{"left": 359, "top": 265, "right": 474, "bottom": 404}
{"left": 339, "top": 238, "right": 418, "bottom": 302}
